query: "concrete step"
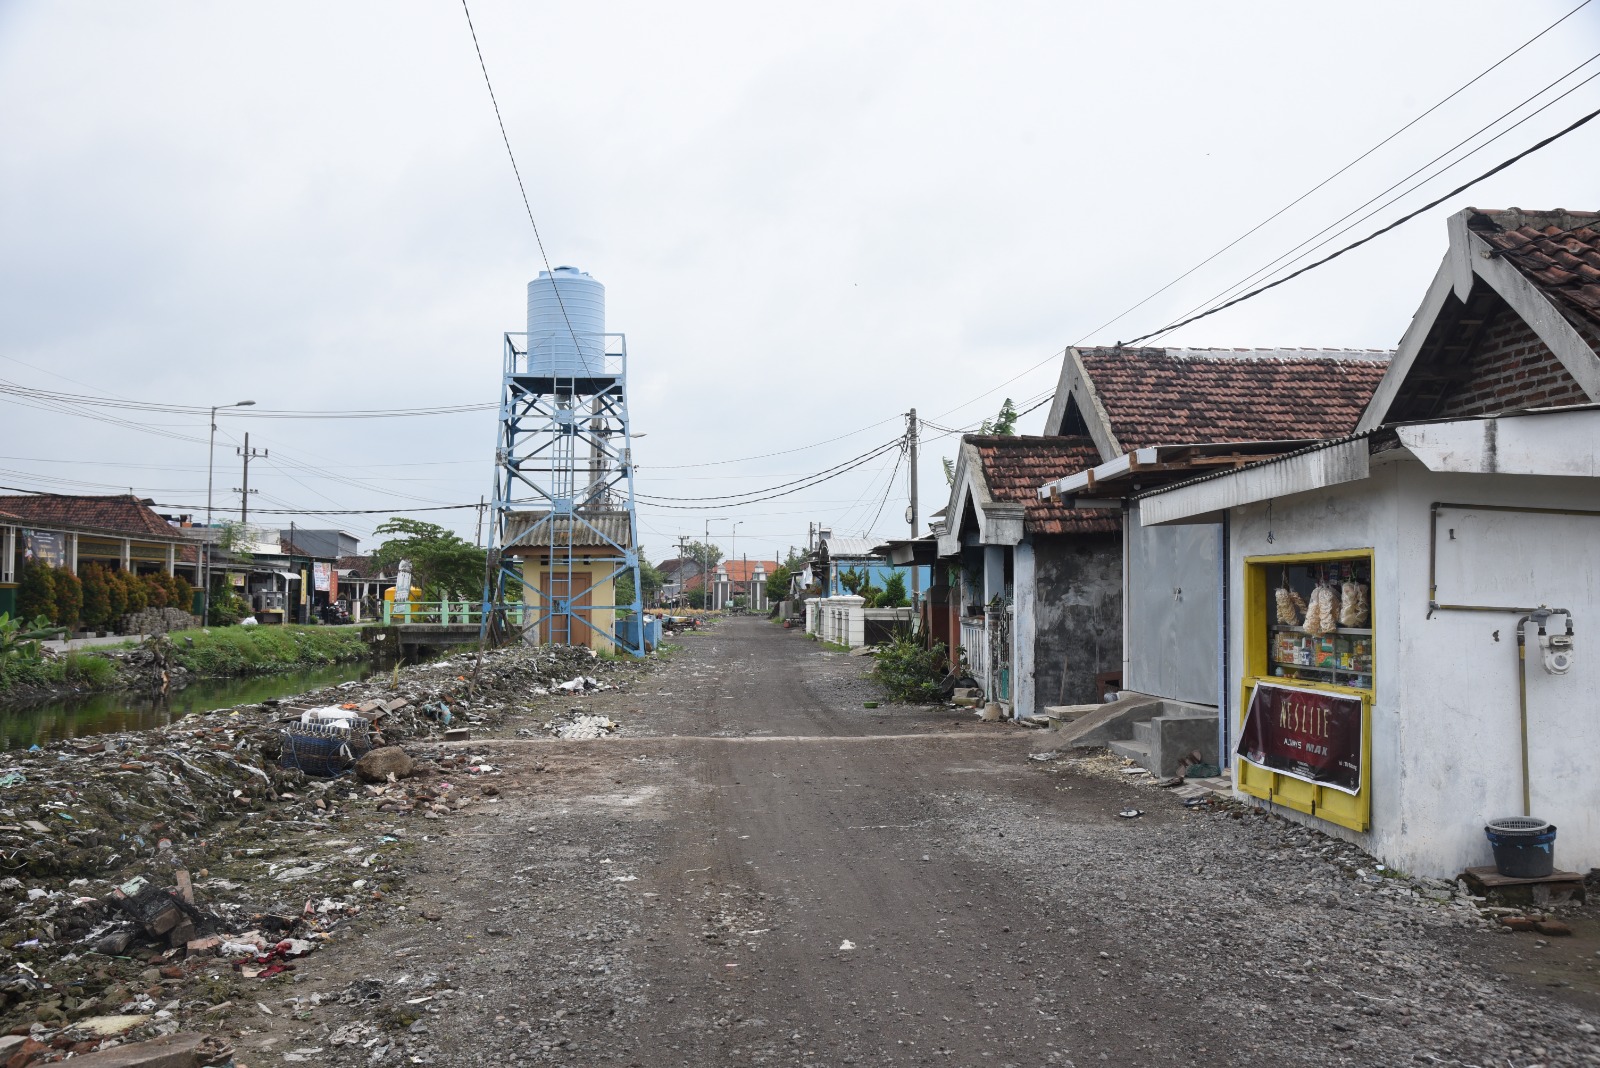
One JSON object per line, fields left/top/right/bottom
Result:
{"left": 1132, "top": 719, "right": 1154, "bottom": 747}
{"left": 1052, "top": 693, "right": 1165, "bottom": 748}
{"left": 1107, "top": 738, "right": 1152, "bottom": 763}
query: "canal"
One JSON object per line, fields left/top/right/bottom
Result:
{"left": 0, "top": 661, "right": 374, "bottom": 750}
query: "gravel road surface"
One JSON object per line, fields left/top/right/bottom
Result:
{"left": 238, "top": 617, "right": 1600, "bottom": 1068}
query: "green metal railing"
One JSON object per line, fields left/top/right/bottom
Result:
{"left": 381, "top": 600, "right": 528, "bottom": 626}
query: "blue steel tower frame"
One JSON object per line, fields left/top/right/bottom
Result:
{"left": 480, "top": 330, "right": 646, "bottom": 656}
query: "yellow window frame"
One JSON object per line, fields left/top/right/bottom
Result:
{"left": 1238, "top": 549, "right": 1374, "bottom": 833}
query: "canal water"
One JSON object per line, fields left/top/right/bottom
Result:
{"left": 0, "top": 661, "right": 374, "bottom": 751}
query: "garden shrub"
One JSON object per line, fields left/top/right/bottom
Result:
{"left": 872, "top": 634, "right": 947, "bottom": 703}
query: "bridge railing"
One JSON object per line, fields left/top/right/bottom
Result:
{"left": 381, "top": 601, "right": 529, "bottom": 626}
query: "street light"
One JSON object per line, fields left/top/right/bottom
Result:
{"left": 703, "top": 518, "right": 728, "bottom": 611}
{"left": 202, "top": 400, "right": 255, "bottom": 625}
{"left": 731, "top": 521, "right": 743, "bottom": 603}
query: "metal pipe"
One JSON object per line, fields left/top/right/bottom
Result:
{"left": 1513, "top": 607, "right": 1573, "bottom": 818}
{"left": 1429, "top": 501, "right": 1600, "bottom": 617}
{"left": 1516, "top": 616, "right": 1532, "bottom": 818}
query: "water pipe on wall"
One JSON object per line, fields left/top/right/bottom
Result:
{"left": 1514, "top": 607, "right": 1575, "bottom": 816}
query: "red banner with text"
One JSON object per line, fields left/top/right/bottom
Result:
{"left": 1236, "top": 682, "right": 1363, "bottom": 795}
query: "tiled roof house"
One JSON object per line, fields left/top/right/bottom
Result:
{"left": 1044, "top": 347, "right": 1392, "bottom": 461}
{"left": 1359, "top": 207, "right": 1600, "bottom": 428}
{"left": 936, "top": 433, "right": 1123, "bottom": 718}
{"left": 0, "top": 494, "right": 201, "bottom": 614}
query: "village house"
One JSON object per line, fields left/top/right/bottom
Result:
{"left": 934, "top": 434, "right": 1121, "bottom": 718}
{"left": 0, "top": 494, "right": 202, "bottom": 618}
{"left": 1032, "top": 345, "right": 1391, "bottom": 766}
{"left": 1133, "top": 207, "right": 1600, "bottom": 878}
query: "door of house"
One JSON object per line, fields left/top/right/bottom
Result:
{"left": 541, "top": 569, "right": 594, "bottom": 647}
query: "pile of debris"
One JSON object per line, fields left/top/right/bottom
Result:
{"left": 544, "top": 712, "right": 622, "bottom": 740}
{"left": 0, "top": 638, "right": 648, "bottom": 1043}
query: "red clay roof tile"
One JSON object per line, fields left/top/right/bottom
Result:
{"left": 0, "top": 494, "right": 186, "bottom": 541}
{"left": 1075, "top": 348, "right": 1390, "bottom": 450}
{"left": 968, "top": 435, "right": 1120, "bottom": 537}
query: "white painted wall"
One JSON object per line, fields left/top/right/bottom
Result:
{"left": 1226, "top": 451, "right": 1600, "bottom": 877}
{"left": 1013, "top": 541, "right": 1036, "bottom": 719}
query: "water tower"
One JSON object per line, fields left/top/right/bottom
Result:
{"left": 481, "top": 267, "right": 646, "bottom": 655}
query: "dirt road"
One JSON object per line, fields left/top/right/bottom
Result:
{"left": 244, "top": 617, "right": 1600, "bottom": 1067}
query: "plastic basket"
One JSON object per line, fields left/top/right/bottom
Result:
{"left": 280, "top": 717, "right": 371, "bottom": 777}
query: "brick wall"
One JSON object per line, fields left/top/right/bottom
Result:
{"left": 1432, "top": 307, "right": 1591, "bottom": 418}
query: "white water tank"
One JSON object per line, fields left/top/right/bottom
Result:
{"left": 526, "top": 266, "right": 605, "bottom": 377}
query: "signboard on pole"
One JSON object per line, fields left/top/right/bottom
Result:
{"left": 1236, "top": 682, "right": 1363, "bottom": 795}
{"left": 313, "top": 562, "right": 331, "bottom": 593}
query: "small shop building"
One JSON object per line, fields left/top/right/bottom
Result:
{"left": 502, "top": 510, "right": 636, "bottom": 653}
{"left": 1134, "top": 207, "right": 1600, "bottom": 877}
{"left": 1032, "top": 345, "right": 1390, "bottom": 767}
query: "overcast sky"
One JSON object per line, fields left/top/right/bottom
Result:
{"left": 2, "top": 1, "right": 1597, "bottom": 566}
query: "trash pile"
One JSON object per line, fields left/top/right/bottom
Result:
{"left": 542, "top": 712, "right": 622, "bottom": 740}
{"left": 0, "top": 638, "right": 649, "bottom": 1040}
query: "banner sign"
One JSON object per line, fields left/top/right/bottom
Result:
{"left": 313, "top": 562, "right": 331, "bottom": 593}
{"left": 22, "top": 530, "right": 66, "bottom": 569}
{"left": 1236, "top": 682, "right": 1363, "bottom": 795}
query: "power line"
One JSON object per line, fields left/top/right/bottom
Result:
{"left": 1121, "top": 101, "right": 1600, "bottom": 347}
{"left": 635, "top": 437, "right": 902, "bottom": 502}
{"left": 459, "top": 0, "right": 593, "bottom": 375}
{"left": 1146, "top": 52, "right": 1600, "bottom": 343}
{"left": 1072, "top": 0, "right": 1596, "bottom": 347}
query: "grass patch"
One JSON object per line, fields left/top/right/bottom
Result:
{"left": 0, "top": 649, "right": 120, "bottom": 692}
{"left": 172, "top": 625, "right": 368, "bottom": 677}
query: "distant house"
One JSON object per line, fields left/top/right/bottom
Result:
{"left": 1133, "top": 208, "right": 1600, "bottom": 878}
{"left": 682, "top": 559, "right": 781, "bottom": 611}
{"left": 936, "top": 434, "right": 1121, "bottom": 718}
{"left": 0, "top": 494, "right": 201, "bottom": 617}
{"left": 812, "top": 531, "right": 927, "bottom": 598}
{"left": 1033, "top": 346, "right": 1390, "bottom": 762}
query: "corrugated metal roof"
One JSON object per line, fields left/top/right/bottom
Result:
{"left": 819, "top": 535, "right": 880, "bottom": 559}
{"left": 502, "top": 511, "right": 634, "bottom": 553}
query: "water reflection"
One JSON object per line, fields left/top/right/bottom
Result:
{"left": 0, "top": 661, "right": 374, "bottom": 750}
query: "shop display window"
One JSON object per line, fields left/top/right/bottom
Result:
{"left": 1264, "top": 555, "right": 1373, "bottom": 691}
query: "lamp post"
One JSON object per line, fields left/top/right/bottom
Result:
{"left": 703, "top": 518, "right": 727, "bottom": 611}
{"left": 203, "top": 400, "right": 256, "bottom": 625}
{"left": 731, "top": 520, "right": 743, "bottom": 604}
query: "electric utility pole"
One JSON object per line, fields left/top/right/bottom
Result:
{"left": 234, "top": 433, "right": 267, "bottom": 525}
{"left": 907, "top": 408, "right": 920, "bottom": 602}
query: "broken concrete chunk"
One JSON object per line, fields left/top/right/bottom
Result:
{"left": 382, "top": 698, "right": 410, "bottom": 713}
{"left": 443, "top": 728, "right": 471, "bottom": 742}
{"left": 355, "top": 746, "right": 416, "bottom": 783}
{"left": 54, "top": 1032, "right": 204, "bottom": 1068}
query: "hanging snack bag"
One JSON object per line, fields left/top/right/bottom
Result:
{"left": 1339, "top": 581, "right": 1370, "bottom": 627}
{"left": 1275, "top": 585, "right": 1305, "bottom": 626}
{"left": 1303, "top": 583, "right": 1341, "bottom": 636}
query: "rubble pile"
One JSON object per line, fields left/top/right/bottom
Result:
{"left": 0, "top": 639, "right": 650, "bottom": 1045}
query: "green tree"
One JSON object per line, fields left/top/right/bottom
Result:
{"left": 80, "top": 564, "right": 112, "bottom": 631}
{"left": 879, "top": 571, "right": 908, "bottom": 608}
{"left": 615, "top": 551, "right": 664, "bottom": 609}
{"left": 685, "top": 588, "right": 706, "bottom": 609}
{"left": 680, "top": 540, "right": 723, "bottom": 575}
{"left": 105, "top": 567, "right": 129, "bottom": 622}
{"left": 980, "top": 397, "right": 1020, "bottom": 435}
{"left": 370, "top": 518, "right": 487, "bottom": 599}
{"left": 119, "top": 569, "right": 148, "bottom": 613}
{"left": 765, "top": 564, "right": 791, "bottom": 605}
{"left": 839, "top": 567, "right": 867, "bottom": 595}
{"left": 52, "top": 567, "right": 83, "bottom": 628}
{"left": 17, "top": 563, "right": 56, "bottom": 622}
